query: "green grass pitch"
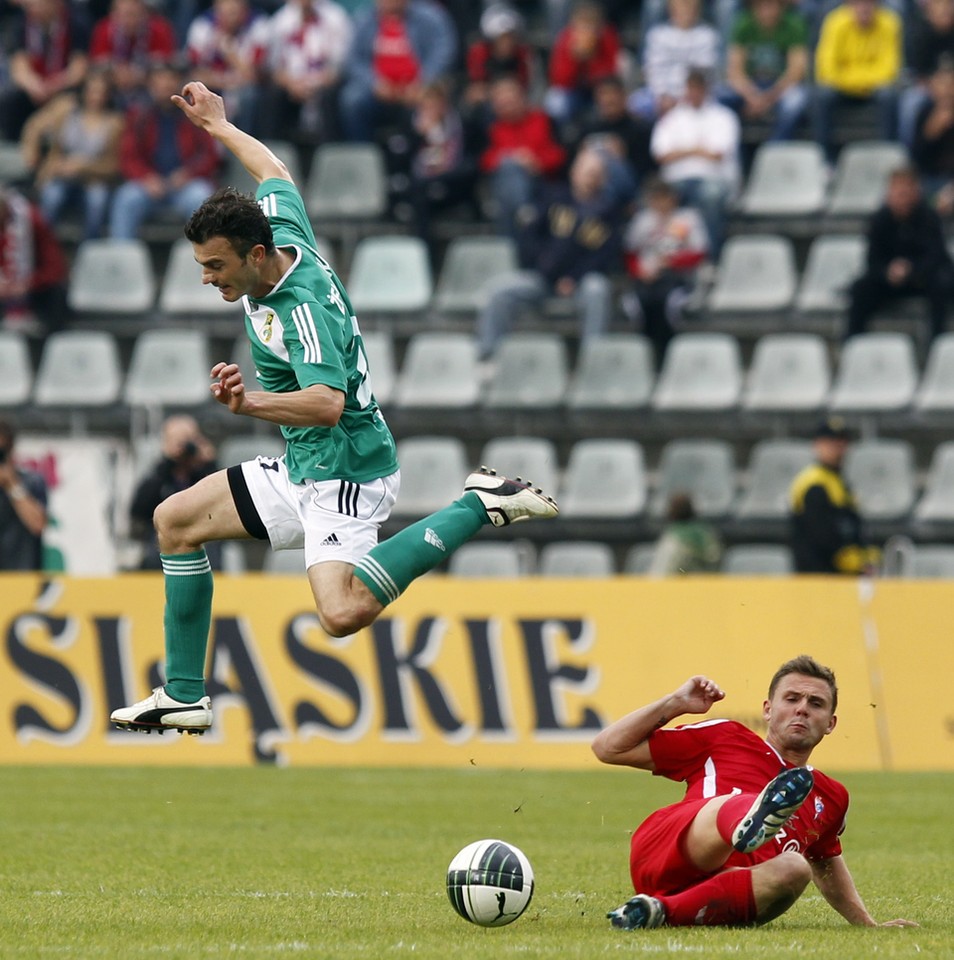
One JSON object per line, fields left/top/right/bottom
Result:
{"left": 1, "top": 766, "right": 950, "bottom": 959}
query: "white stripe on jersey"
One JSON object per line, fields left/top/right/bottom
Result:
{"left": 292, "top": 303, "right": 322, "bottom": 363}
{"left": 259, "top": 193, "right": 277, "bottom": 218}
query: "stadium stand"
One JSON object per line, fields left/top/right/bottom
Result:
{"left": 538, "top": 540, "right": 617, "bottom": 577}
{"left": 721, "top": 543, "right": 795, "bottom": 575}
{"left": 448, "top": 541, "right": 535, "bottom": 578}
{"left": 0, "top": 330, "right": 33, "bottom": 407}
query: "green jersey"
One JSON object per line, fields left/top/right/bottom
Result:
{"left": 245, "top": 178, "right": 398, "bottom": 485}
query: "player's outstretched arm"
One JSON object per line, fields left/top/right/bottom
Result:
{"left": 591, "top": 675, "right": 725, "bottom": 769}
{"left": 811, "top": 856, "right": 919, "bottom": 927}
{"left": 172, "top": 81, "right": 293, "bottom": 186}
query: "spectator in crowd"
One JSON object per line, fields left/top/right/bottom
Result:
{"left": 476, "top": 146, "right": 621, "bottom": 360}
{"left": 462, "top": 3, "right": 533, "bottom": 118}
{"left": 912, "top": 59, "right": 954, "bottom": 208}
{"left": 789, "top": 417, "right": 879, "bottom": 575}
{"left": 650, "top": 67, "right": 741, "bottom": 255}
{"left": 21, "top": 67, "right": 122, "bottom": 241}
{"left": 845, "top": 164, "right": 954, "bottom": 343}
{"left": 184, "top": 0, "right": 271, "bottom": 139}
{"left": 0, "top": 0, "right": 89, "bottom": 141}
{"left": 338, "top": 0, "right": 457, "bottom": 143}
{"left": 108, "top": 60, "right": 219, "bottom": 239}
{"left": 480, "top": 74, "right": 567, "bottom": 237}
{"left": 130, "top": 415, "right": 218, "bottom": 570}
{"left": 544, "top": 1, "right": 622, "bottom": 128}
{"left": 900, "top": 0, "right": 954, "bottom": 148}
{"left": 0, "top": 186, "right": 70, "bottom": 336}
{"left": 262, "top": 0, "right": 352, "bottom": 147}
{"left": 633, "top": 0, "right": 720, "bottom": 120}
{"left": 723, "top": 0, "right": 809, "bottom": 141}
{"left": 648, "top": 491, "right": 722, "bottom": 576}
{"left": 621, "top": 178, "right": 708, "bottom": 360}
{"left": 89, "top": 0, "right": 177, "bottom": 105}
{"left": 0, "top": 416, "right": 48, "bottom": 571}
{"left": 812, "top": 0, "right": 902, "bottom": 163}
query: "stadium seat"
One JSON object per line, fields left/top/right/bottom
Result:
{"left": 722, "top": 544, "right": 794, "bottom": 575}
{"left": 304, "top": 142, "right": 388, "bottom": 220}
{"left": 159, "top": 238, "right": 236, "bottom": 315}
{"left": 566, "top": 333, "right": 655, "bottom": 411}
{"left": 34, "top": 330, "right": 123, "bottom": 407}
{"left": 826, "top": 140, "right": 908, "bottom": 217}
{"left": 794, "top": 234, "right": 866, "bottom": 316}
{"left": 347, "top": 235, "right": 433, "bottom": 314}
{"left": 622, "top": 542, "right": 657, "bottom": 574}
{"left": 705, "top": 235, "right": 797, "bottom": 314}
{"left": 484, "top": 333, "right": 569, "bottom": 409}
{"left": 218, "top": 433, "right": 286, "bottom": 467}
{"left": 123, "top": 329, "right": 212, "bottom": 408}
{"left": 559, "top": 439, "right": 647, "bottom": 518}
{"left": 432, "top": 236, "right": 518, "bottom": 315}
{"left": 67, "top": 239, "right": 155, "bottom": 314}
{"left": 230, "top": 334, "right": 261, "bottom": 390}
{"left": 734, "top": 439, "right": 814, "bottom": 522}
{"left": 0, "top": 139, "right": 30, "bottom": 183}
{"left": 263, "top": 548, "right": 306, "bottom": 574}
{"left": 742, "top": 333, "right": 831, "bottom": 413}
{"left": 394, "top": 332, "right": 480, "bottom": 408}
{"left": 0, "top": 330, "right": 32, "bottom": 406}
{"left": 737, "top": 141, "right": 827, "bottom": 217}
{"left": 650, "top": 440, "right": 736, "bottom": 519}
{"left": 392, "top": 436, "right": 469, "bottom": 517}
{"left": 828, "top": 333, "right": 918, "bottom": 413}
{"left": 914, "top": 442, "right": 954, "bottom": 525}
{"left": 448, "top": 541, "right": 534, "bottom": 578}
{"left": 360, "top": 328, "right": 396, "bottom": 406}
{"left": 903, "top": 544, "right": 954, "bottom": 578}
{"left": 844, "top": 439, "right": 916, "bottom": 520}
{"left": 538, "top": 541, "right": 616, "bottom": 577}
{"left": 651, "top": 332, "right": 743, "bottom": 411}
{"left": 914, "top": 332, "right": 954, "bottom": 415}
{"left": 478, "top": 436, "right": 559, "bottom": 498}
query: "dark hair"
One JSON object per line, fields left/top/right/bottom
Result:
{"left": 666, "top": 492, "right": 696, "bottom": 522}
{"left": 184, "top": 187, "right": 275, "bottom": 259}
{"left": 768, "top": 655, "right": 838, "bottom": 712}
{"left": 0, "top": 417, "right": 15, "bottom": 448}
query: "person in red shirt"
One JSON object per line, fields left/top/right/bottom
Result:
{"left": 593, "top": 656, "right": 919, "bottom": 929}
{"left": 463, "top": 4, "right": 533, "bottom": 115}
{"left": 480, "top": 75, "right": 566, "bottom": 236}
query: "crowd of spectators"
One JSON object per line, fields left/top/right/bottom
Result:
{"left": 3, "top": 0, "right": 954, "bottom": 351}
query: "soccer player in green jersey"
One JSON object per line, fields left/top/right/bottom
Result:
{"left": 111, "top": 81, "right": 559, "bottom": 735}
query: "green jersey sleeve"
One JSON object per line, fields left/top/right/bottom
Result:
{"left": 256, "top": 177, "right": 319, "bottom": 251}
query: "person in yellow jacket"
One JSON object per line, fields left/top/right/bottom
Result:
{"left": 789, "top": 417, "right": 881, "bottom": 574}
{"left": 812, "top": 0, "right": 901, "bottom": 161}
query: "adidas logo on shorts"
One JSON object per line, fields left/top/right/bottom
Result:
{"left": 320, "top": 532, "right": 342, "bottom": 547}
{"left": 424, "top": 527, "right": 445, "bottom": 551}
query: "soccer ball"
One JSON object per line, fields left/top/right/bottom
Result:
{"left": 446, "top": 838, "right": 534, "bottom": 927}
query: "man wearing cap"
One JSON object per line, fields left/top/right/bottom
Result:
{"left": 788, "top": 417, "right": 880, "bottom": 574}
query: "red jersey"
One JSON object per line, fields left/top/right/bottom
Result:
{"left": 648, "top": 719, "right": 847, "bottom": 863}
{"left": 373, "top": 14, "right": 420, "bottom": 87}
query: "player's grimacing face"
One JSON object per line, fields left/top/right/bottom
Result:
{"left": 763, "top": 674, "right": 836, "bottom": 753}
{"left": 192, "top": 236, "right": 260, "bottom": 301}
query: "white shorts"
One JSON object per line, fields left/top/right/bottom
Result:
{"left": 228, "top": 456, "right": 400, "bottom": 569}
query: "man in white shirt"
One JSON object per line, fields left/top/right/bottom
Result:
{"left": 650, "top": 67, "right": 740, "bottom": 254}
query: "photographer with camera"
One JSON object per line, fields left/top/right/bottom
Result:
{"left": 130, "top": 415, "right": 218, "bottom": 570}
{"left": 0, "top": 417, "right": 48, "bottom": 571}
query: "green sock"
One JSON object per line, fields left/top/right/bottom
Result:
{"left": 355, "top": 492, "right": 488, "bottom": 605}
{"left": 161, "top": 550, "right": 213, "bottom": 702}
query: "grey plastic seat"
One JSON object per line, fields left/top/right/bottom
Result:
{"left": 67, "top": 239, "right": 155, "bottom": 313}
{"left": 560, "top": 439, "right": 647, "bottom": 519}
{"left": 0, "top": 330, "right": 32, "bottom": 406}
{"left": 34, "top": 330, "right": 123, "bottom": 407}
{"left": 484, "top": 333, "right": 569, "bottom": 409}
{"left": 652, "top": 333, "right": 743, "bottom": 411}
{"left": 735, "top": 440, "right": 814, "bottom": 521}
{"left": 650, "top": 440, "right": 736, "bottom": 519}
{"left": 722, "top": 544, "right": 794, "bottom": 575}
{"left": 914, "top": 442, "right": 954, "bottom": 524}
{"left": 478, "top": 436, "right": 559, "bottom": 497}
{"left": 392, "top": 436, "right": 469, "bottom": 517}
{"left": 827, "top": 140, "right": 908, "bottom": 217}
{"left": 263, "top": 548, "right": 306, "bottom": 575}
{"left": 347, "top": 235, "right": 433, "bottom": 314}
{"left": 124, "top": 329, "right": 212, "bottom": 407}
{"left": 743, "top": 333, "right": 831, "bottom": 413}
{"left": 218, "top": 434, "right": 286, "bottom": 466}
{"left": 432, "top": 236, "right": 518, "bottom": 314}
{"left": 0, "top": 139, "right": 29, "bottom": 182}
{"left": 737, "top": 141, "right": 827, "bottom": 217}
{"left": 706, "top": 235, "right": 797, "bottom": 314}
{"left": 538, "top": 541, "right": 616, "bottom": 577}
{"left": 794, "top": 234, "right": 866, "bottom": 315}
{"left": 394, "top": 332, "right": 480, "bottom": 408}
{"left": 230, "top": 334, "right": 262, "bottom": 391}
{"left": 905, "top": 544, "right": 954, "bottom": 578}
{"left": 914, "top": 332, "right": 954, "bottom": 414}
{"left": 360, "top": 328, "right": 396, "bottom": 406}
{"left": 828, "top": 333, "right": 918, "bottom": 413}
{"left": 159, "top": 238, "right": 236, "bottom": 315}
{"left": 623, "top": 543, "right": 657, "bottom": 574}
{"left": 448, "top": 541, "right": 534, "bottom": 578}
{"left": 304, "top": 142, "right": 387, "bottom": 219}
{"left": 567, "top": 333, "right": 655, "bottom": 410}
{"left": 844, "top": 439, "right": 916, "bottom": 520}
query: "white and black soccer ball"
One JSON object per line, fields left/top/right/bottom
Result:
{"left": 446, "top": 838, "right": 534, "bottom": 927}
